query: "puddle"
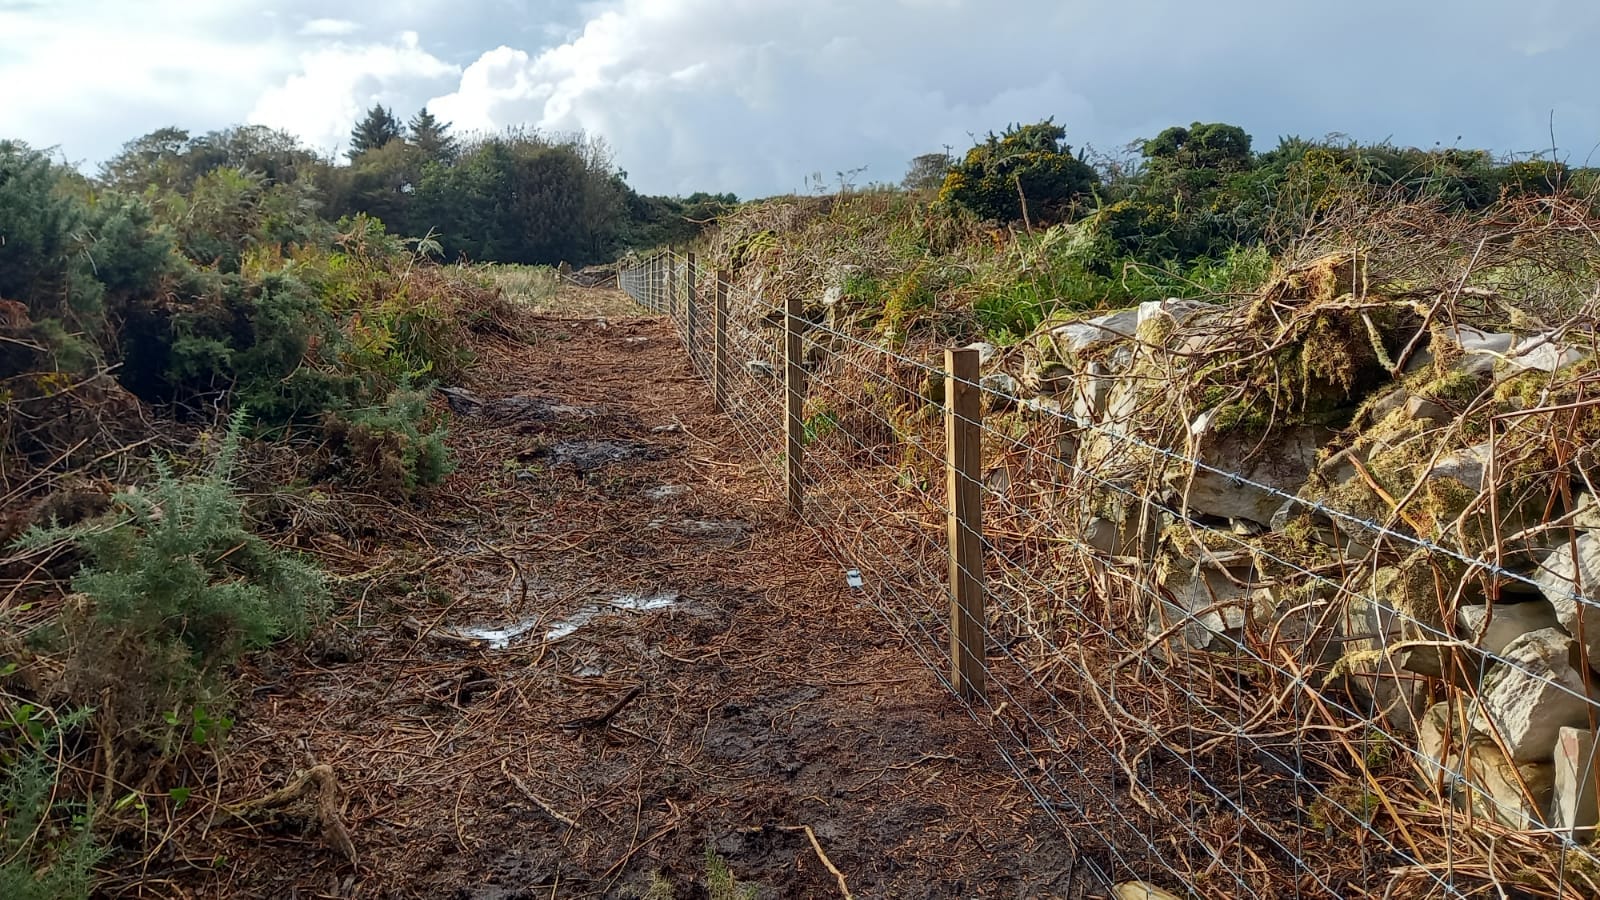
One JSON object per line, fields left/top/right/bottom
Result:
{"left": 668, "top": 518, "right": 751, "bottom": 543}
{"left": 450, "top": 621, "right": 539, "bottom": 649}
{"left": 543, "top": 440, "right": 659, "bottom": 472}
{"left": 641, "top": 484, "right": 690, "bottom": 502}
{"left": 438, "top": 388, "right": 604, "bottom": 423}
{"left": 545, "top": 590, "right": 681, "bottom": 641}
{"left": 444, "top": 590, "right": 680, "bottom": 650}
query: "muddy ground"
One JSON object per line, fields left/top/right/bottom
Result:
{"left": 160, "top": 289, "right": 1104, "bottom": 899}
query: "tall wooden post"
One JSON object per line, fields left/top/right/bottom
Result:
{"left": 946, "top": 347, "right": 986, "bottom": 700}
{"left": 784, "top": 294, "right": 805, "bottom": 517}
{"left": 668, "top": 248, "right": 681, "bottom": 321}
{"left": 686, "top": 252, "right": 699, "bottom": 368}
{"left": 713, "top": 270, "right": 729, "bottom": 411}
{"left": 650, "top": 254, "right": 661, "bottom": 312}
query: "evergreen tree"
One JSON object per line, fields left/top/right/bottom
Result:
{"left": 408, "top": 108, "right": 458, "bottom": 163}
{"left": 348, "top": 104, "right": 403, "bottom": 160}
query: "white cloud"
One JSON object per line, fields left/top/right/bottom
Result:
{"left": 249, "top": 32, "right": 461, "bottom": 155}
{"left": 5, "top": 0, "right": 1600, "bottom": 194}
{"left": 417, "top": 0, "right": 1600, "bottom": 197}
{"left": 300, "top": 18, "right": 361, "bottom": 37}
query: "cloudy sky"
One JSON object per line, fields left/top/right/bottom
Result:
{"left": 3, "top": 0, "right": 1599, "bottom": 198}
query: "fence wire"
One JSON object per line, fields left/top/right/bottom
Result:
{"left": 617, "top": 250, "right": 1600, "bottom": 898}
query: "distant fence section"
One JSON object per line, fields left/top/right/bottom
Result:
{"left": 619, "top": 249, "right": 1600, "bottom": 899}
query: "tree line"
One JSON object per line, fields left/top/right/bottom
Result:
{"left": 96, "top": 105, "right": 737, "bottom": 269}
{"left": 919, "top": 119, "right": 1578, "bottom": 270}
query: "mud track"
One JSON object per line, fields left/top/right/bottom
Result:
{"left": 172, "top": 291, "right": 1094, "bottom": 898}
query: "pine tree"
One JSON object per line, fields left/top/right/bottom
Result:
{"left": 348, "top": 104, "right": 402, "bottom": 160}
{"left": 408, "top": 108, "right": 458, "bottom": 163}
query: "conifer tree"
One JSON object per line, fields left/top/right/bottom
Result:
{"left": 408, "top": 108, "right": 458, "bottom": 163}
{"left": 348, "top": 104, "right": 402, "bottom": 160}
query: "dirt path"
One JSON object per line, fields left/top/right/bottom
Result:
{"left": 176, "top": 290, "right": 1091, "bottom": 899}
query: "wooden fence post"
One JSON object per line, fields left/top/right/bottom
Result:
{"left": 946, "top": 347, "right": 986, "bottom": 700}
{"left": 713, "top": 269, "right": 729, "bottom": 411}
{"left": 784, "top": 294, "right": 805, "bottom": 517}
{"left": 667, "top": 250, "right": 679, "bottom": 321}
{"left": 686, "top": 251, "right": 699, "bottom": 368}
{"left": 650, "top": 254, "right": 660, "bottom": 311}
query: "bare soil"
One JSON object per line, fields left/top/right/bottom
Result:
{"left": 160, "top": 289, "right": 1098, "bottom": 899}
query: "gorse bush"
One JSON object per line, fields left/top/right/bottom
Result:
{"left": 18, "top": 415, "right": 326, "bottom": 669}
{"left": 323, "top": 388, "right": 453, "bottom": 496}
{"left": 938, "top": 120, "right": 1098, "bottom": 224}
{"left": 0, "top": 706, "right": 101, "bottom": 900}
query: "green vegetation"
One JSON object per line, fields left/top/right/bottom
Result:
{"left": 4, "top": 102, "right": 1595, "bottom": 895}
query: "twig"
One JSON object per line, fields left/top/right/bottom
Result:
{"left": 558, "top": 684, "right": 644, "bottom": 732}
{"left": 501, "top": 761, "right": 578, "bottom": 828}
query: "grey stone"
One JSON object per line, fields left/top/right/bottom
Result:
{"left": 1457, "top": 602, "right": 1561, "bottom": 658}
{"left": 1404, "top": 394, "right": 1451, "bottom": 424}
{"left": 965, "top": 341, "right": 998, "bottom": 365}
{"left": 746, "top": 359, "right": 778, "bottom": 379}
{"left": 1425, "top": 442, "right": 1492, "bottom": 493}
{"left": 980, "top": 372, "right": 1020, "bottom": 409}
{"left": 1167, "top": 426, "right": 1327, "bottom": 527}
{"left": 1049, "top": 308, "right": 1139, "bottom": 356}
{"left": 1366, "top": 386, "right": 1410, "bottom": 422}
{"left": 1472, "top": 628, "right": 1596, "bottom": 763}
{"left": 1082, "top": 517, "right": 1118, "bottom": 554}
{"left": 1419, "top": 702, "right": 1554, "bottom": 829}
{"left": 1149, "top": 561, "right": 1270, "bottom": 653}
{"left": 1071, "top": 361, "right": 1112, "bottom": 424}
{"left": 1533, "top": 534, "right": 1600, "bottom": 668}
{"left": 1554, "top": 726, "right": 1599, "bottom": 837}
{"left": 1574, "top": 492, "right": 1600, "bottom": 531}
{"left": 1506, "top": 333, "right": 1587, "bottom": 373}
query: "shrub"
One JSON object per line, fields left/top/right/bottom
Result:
{"left": 322, "top": 388, "right": 452, "bottom": 496}
{"left": 16, "top": 417, "right": 326, "bottom": 669}
{"left": 938, "top": 120, "right": 1098, "bottom": 224}
{"left": 0, "top": 706, "right": 101, "bottom": 900}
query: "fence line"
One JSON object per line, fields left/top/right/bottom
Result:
{"left": 616, "top": 249, "right": 1600, "bottom": 897}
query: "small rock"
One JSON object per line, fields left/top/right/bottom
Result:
{"left": 1168, "top": 426, "right": 1327, "bottom": 527}
{"left": 437, "top": 386, "right": 486, "bottom": 416}
{"left": 1419, "top": 702, "right": 1554, "bottom": 829}
{"left": 1150, "top": 561, "right": 1269, "bottom": 653}
{"left": 1082, "top": 517, "right": 1118, "bottom": 555}
{"left": 983, "top": 465, "right": 1013, "bottom": 495}
{"left": 1573, "top": 493, "right": 1600, "bottom": 531}
{"left": 641, "top": 484, "right": 690, "bottom": 502}
{"left": 1533, "top": 534, "right": 1600, "bottom": 667}
{"left": 1457, "top": 601, "right": 1560, "bottom": 658}
{"left": 1554, "top": 726, "right": 1599, "bottom": 837}
{"left": 1365, "top": 386, "right": 1409, "bottom": 422}
{"left": 1403, "top": 394, "right": 1451, "bottom": 423}
{"left": 1472, "top": 627, "right": 1596, "bottom": 763}
{"left": 1049, "top": 308, "right": 1139, "bottom": 356}
{"left": 1070, "top": 361, "right": 1113, "bottom": 423}
{"left": 980, "top": 372, "right": 1019, "bottom": 409}
{"left": 965, "top": 341, "right": 998, "bottom": 365}
{"left": 1507, "top": 332, "right": 1587, "bottom": 373}
{"left": 1424, "top": 442, "right": 1492, "bottom": 493}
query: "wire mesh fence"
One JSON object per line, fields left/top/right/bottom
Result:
{"left": 618, "top": 248, "right": 1600, "bottom": 898}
